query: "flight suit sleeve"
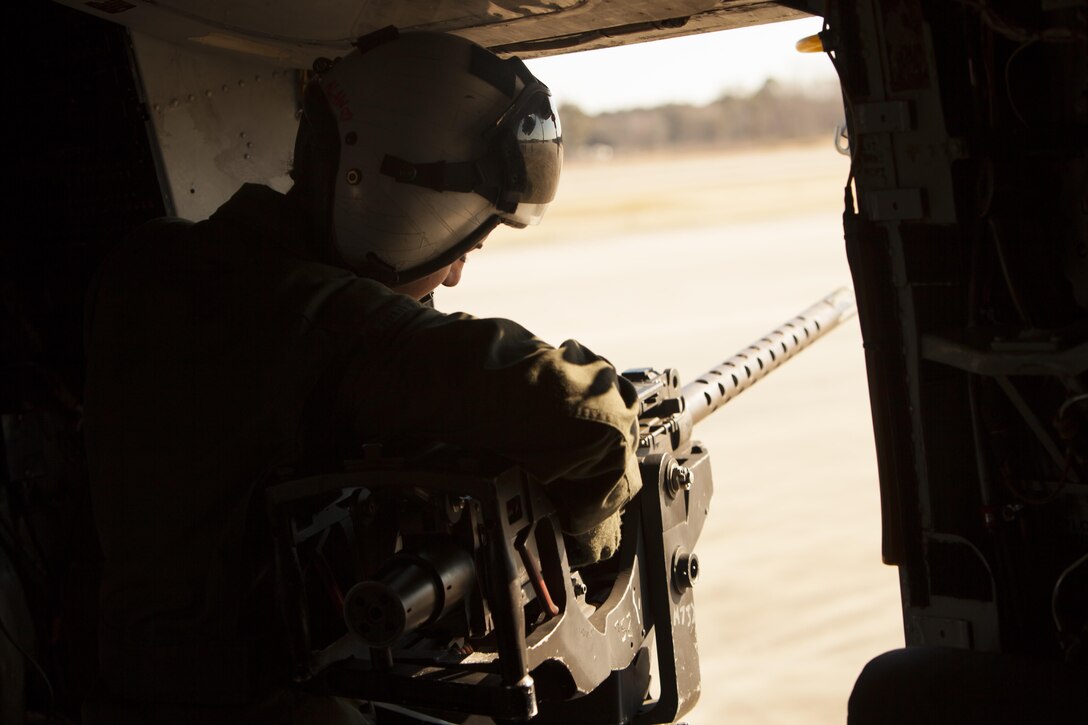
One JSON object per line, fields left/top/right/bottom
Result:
{"left": 328, "top": 279, "right": 642, "bottom": 537}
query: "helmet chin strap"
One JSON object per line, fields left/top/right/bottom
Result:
{"left": 358, "top": 215, "right": 501, "bottom": 286}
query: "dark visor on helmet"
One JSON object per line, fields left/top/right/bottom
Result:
{"left": 491, "top": 83, "right": 563, "bottom": 227}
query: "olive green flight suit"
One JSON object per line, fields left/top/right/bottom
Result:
{"left": 84, "top": 184, "right": 640, "bottom": 710}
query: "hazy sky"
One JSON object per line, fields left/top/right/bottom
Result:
{"left": 525, "top": 16, "right": 839, "bottom": 114}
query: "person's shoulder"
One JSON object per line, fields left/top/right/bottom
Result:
{"left": 100, "top": 215, "right": 194, "bottom": 273}
{"left": 132, "top": 216, "right": 194, "bottom": 244}
{"left": 207, "top": 184, "right": 286, "bottom": 223}
{"left": 314, "top": 275, "right": 478, "bottom": 339}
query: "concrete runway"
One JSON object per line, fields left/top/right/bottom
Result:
{"left": 441, "top": 143, "right": 905, "bottom": 723}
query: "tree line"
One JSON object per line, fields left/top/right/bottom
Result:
{"left": 558, "top": 79, "right": 844, "bottom": 157}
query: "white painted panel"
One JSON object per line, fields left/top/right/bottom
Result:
{"left": 131, "top": 32, "right": 300, "bottom": 220}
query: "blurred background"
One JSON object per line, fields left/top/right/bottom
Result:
{"left": 442, "top": 16, "right": 905, "bottom": 724}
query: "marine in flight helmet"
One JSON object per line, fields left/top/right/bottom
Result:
{"left": 292, "top": 28, "right": 563, "bottom": 284}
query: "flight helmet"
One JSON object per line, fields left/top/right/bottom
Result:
{"left": 293, "top": 28, "right": 563, "bottom": 284}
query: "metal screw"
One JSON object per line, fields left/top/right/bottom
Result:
{"left": 346, "top": 168, "right": 361, "bottom": 185}
{"left": 673, "top": 549, "right": 699, "bottom": 591}
{"left": 666, "top": 461, "right": 694, "bottom": 497}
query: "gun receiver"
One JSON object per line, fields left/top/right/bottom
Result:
{"left": 266, "top": 288, "right": 856, "bottom": 724}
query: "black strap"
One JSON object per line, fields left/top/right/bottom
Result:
{"left": 353, "top": 25, "right": 399, "bottom": 55}
{"left": 469, "top": 44, "right": 517, "bottom": 97}
{"left": 356, "top": 215, "right": 501, "bottom": 286}
{"left": 379, "top": 155, "right": 479, "bottom": 193}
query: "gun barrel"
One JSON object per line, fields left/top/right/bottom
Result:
{"left": 681, "top": 288, "right": 856, "bottom": 426}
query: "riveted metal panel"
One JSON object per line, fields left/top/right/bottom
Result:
{"left": 56, "top": 0, "right": 807, "bottom": 63}
{"left": 131, "top": 33, "right": 300, "bottom": 221}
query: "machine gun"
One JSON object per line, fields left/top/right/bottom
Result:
{"left": 266, "top": 288, "right": 856, "bottom": 724}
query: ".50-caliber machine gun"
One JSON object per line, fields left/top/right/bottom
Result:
{"left": 266, "top": 289, "right": 856, "bottom": 724}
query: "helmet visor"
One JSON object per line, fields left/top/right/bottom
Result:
{"left": 494, "top": 86, "right": 563, "bottom": 227}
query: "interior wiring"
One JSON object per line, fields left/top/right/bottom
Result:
{"left": 955, "top": 0, "right": 1087, "bottom": 44}
{"left": 1052, "top": 550, "right": 1088, "bottom": 635}
{"left": 1058, "top": 393, "right": 1088, "bottom": 422}
{"left": 821, "top": 11, "right": 858, "bottom": 211}
{"left": 1003, "top": 37, "right": 1037, "bottom": 128}
{"left": 987, "top": 218, "right": 1034, "bottom": 326}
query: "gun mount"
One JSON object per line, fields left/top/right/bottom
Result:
{"left": 266, "top": 289, "right": 856, "bottom": 724}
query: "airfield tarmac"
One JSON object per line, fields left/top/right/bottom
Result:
{"left": 440, "top": 141, "right": 905, "bottom": 724}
